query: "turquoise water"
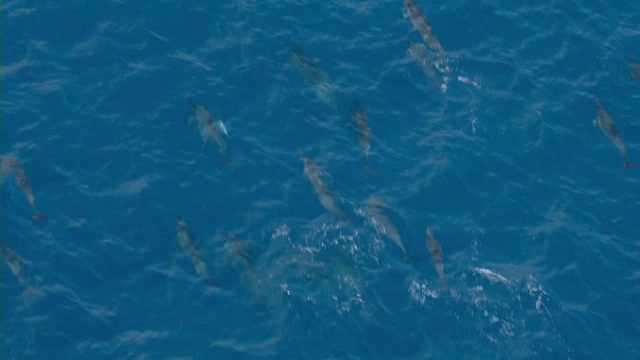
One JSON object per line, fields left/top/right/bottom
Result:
{"left": 2, "top": 0, "right": 640, "bottom": 358}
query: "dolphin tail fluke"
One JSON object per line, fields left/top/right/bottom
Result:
{"left": 623, "top": 160, "right": 639, "bottom": 168}
{"left": 21, "top": 285, "right": 46, "bottom": 298}
{"left": 336, "top": 214, "right": 354, "bottom": 227}
{"left": 221, "top": 157, "right": 240, "bottom": 168}
{"left": 21, "top": 286, "right": 34, "bottom": 297}
{"left": 30, "top": 212, "right": 46, "bottom": 221}
{"left": 367, "top": 195, "right": 389, "bottom": 208}
{"left": 361, "top": 166, "right": 376, "bottom": 176}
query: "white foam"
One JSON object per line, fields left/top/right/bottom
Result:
{"left": 457, "top": 76, "right": 481, "bottom": 89}
{"left": 217, "top": 120, "right": 228, "bottom": 136}
{"left": 471, "top": 267, "right": 511, "bottom": 285}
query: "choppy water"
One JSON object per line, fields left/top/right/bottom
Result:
{"left": 2, "top": 0, "right": 640, "bottom": 359}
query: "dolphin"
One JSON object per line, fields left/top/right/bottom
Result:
{"left": 593, "top": 99, "right": 635, "bottom": 167}
{"left": 1, "top": 243, "right": 27, "bottom": 286}
{"left": 351, "top": 104, "right": 371, "bottom": 162}
{"left": 407, "top": 39, "right": 438, "bottom": 86}
{"left": 2, "top": 155, "right": 45, "bottom": 220}
{"left": 403, "top": 0, "right": 445, "bottom": 58}
{"left": 366, "top": 196, "right": 407, "bottom": 258}
{"left": 289, "top": 48, "right": 339, "bottom": 113}
{"left": 11, "top": 159, "right": 35, "bottom": 209}
{"left": 301, "top": 153, "right": 345, "bottom": 218}
{"left": 425, "top": 226, "right": 445, "bottom": 282}
{"left": 226, "top": 232, "right": 264, "bottom": 305}
{"left": 187, "top": 97, "right": 228, "bottom": 157}
{"left": 1, "top": 155, "right": 12, "bottom": 185}
{"left": 226, "top": 232, "right": 255, "bottom": 268}
{"left": 175, "top": 218, "right": 211, "bottom": 282}
{"left": 628, "top": 55, "right": 640, "bottom": 84}
{"left": 289, "top": 48, "right": 326, "bottom": 84}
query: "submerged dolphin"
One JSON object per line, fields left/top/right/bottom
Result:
{"left": 425, "top": 226, "right": 445, "bottom": 282}
{"left": 1, "top": 243, "right": 27, "bottom": 286}
{"left": 1, "top": 155, "right": 45, "bottom": 220}
{"left": 407, "top": 39, "right": 438, "bottom": 86}
{"left": 187, "top": 97, "right": 228, "bottom": 157}
{"left": 403, "top": 0, "right": 444, "bottom": 58}
{"left": 289, "top": 48, "right": 339, "bottom": 113}
{"left": 628, "top": 55, "right": 640, "bottom": 84}
{"left": 351, "top": 104, "right": 371, "bottom": 162}
{"left": 1, "top": 155, "right": 12, "bottom": 185}
{"left": 226, "top": 232, "right": 264, "bottom": 305}
{"left": 226, "top": 232, "right": 255, "bottom": 268}
{"left": 366, "top": 196, "right": 407, "bottom": 258}
{"left": 301, "top": 153, "right": 344, "bottom": 218}
{"left": 175, "top": 218, "right": 211, "bottom": 282}
{"left": 593, "top": 99, "right": 635, "bottom": 167}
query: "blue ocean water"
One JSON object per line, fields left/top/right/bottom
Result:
{"left": 2, "top": 0, "right": 640, "bottom": 358}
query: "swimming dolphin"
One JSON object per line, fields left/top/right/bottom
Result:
{"left": 407, "top": 39, "right": 438, "bottom": 86}
{"left": 301, "top": 153, "right": 345, "bottom": 218}
{"left": 1, "top": 155, "right": 11, "bottom": 185}
{"left": 226, "top": 232, "right": 263, "bottom": 305}
{"left": 1, "top": 243, "right": 27, "bottom": 286}
{"left": 593, "top": 99, "right": 635, "bottom": 167}
{"left": 351, "top": 104, "right": 371, "bottom": 162}
{"left": 187, "top": 97, "right": 228, "bottom": 157}
{"left": 289, "top": 48, "right": 339, "bottom": 113}
{"left": 628, "top": 55, "right": 640, "bottom": 84}
{"left": 366, "top": 196, "right": 407, "bottom": 258}
{"left": 226, "top": 232, "right": 255, "bottom": 268}
{"left": 1, "top": 155, "right": 45, "bottom": 220}
{"left": 175, "top": 218, "right": 210, "bottom": 282}
{"left": 403, "top": 0, "right": 445, "bottom": 58}
{"left": 425, "top": 226, "right": 445, "bottom": 282}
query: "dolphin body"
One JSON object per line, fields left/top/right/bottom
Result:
{"left": 628, "top": 56, "right": 640, "bottom": 84}
{"left": 425, "top": 226, "right": 445, "bottom": 282}
{"left": 289, "top": 49, "right": 339, "bottom": 113}
{"left": 175, "top": 218, "right": 210, "bottom": 282}
{"left": 403, "top": 0, "right": 445, "bottom": 58}
{"left": 1, "top": 243, "right": 27, "bottom": 286}
{"left": 1, "top": 155, "right": 45, "bottom": 220}
{"left": 12, "top": 161, "right": 35, "bottom": 208}
{"left": 407, "top": 39, "right": 438, "bottom": 86}
{"left": 226, "top": 233, "right": 264, "bottom": 305}
{"left": 367, "top": 197, "right": 407, "bottom": 258}
{"left": 351, "top": 104, "right": 371, "bottom": 162}
{"left": 593, "top": 100, "right": 634, "bottom": 167}
{"left": 226, "top": 232, "right": 255, "bottom": 269}
{"left": 301, "top": 154, "right": 344, "bottom": 218}
{"left": 0, "top": 155, "right": 10, "bottom": 184}
{"left": 187, "top": 97, "right": 227, "bottom": 157}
